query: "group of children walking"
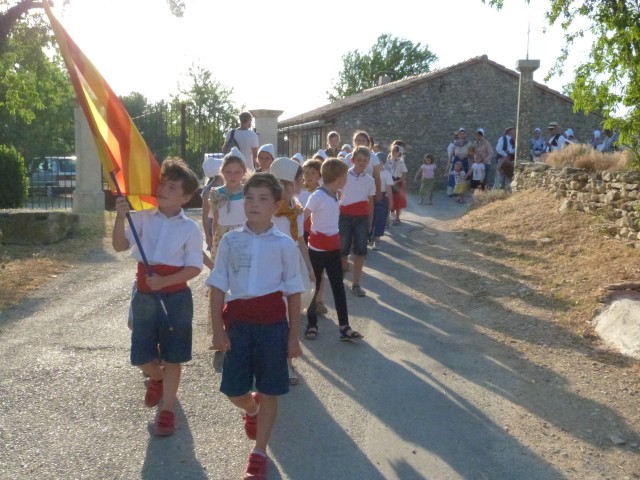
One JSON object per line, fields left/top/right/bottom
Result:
{"left": 113, "top": 132, "right": 397, "bottom": 478}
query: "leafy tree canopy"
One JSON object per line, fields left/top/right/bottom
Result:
{"left": 328, "top": 33, "right": 437, "bottom": 102}
{"left": 483, "top": 0, "right": 640, "bottom": 154}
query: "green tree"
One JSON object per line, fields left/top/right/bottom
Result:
{"left": 483, "top": 0, "right": 640, "bottom": 154}
{"left": 0, "top": 144, "right": 28, "bottom": 208}
{"left": 328, "top": 33, "right": 438, "bottom": 102}
{"left": 171, "top": 64, "right": 239, "bottom": 172}
{"left": 120, "top": 91, "right": 149, "bottom": 119}
{"left": 0, "top": 17, "right": 74, "bottom": 169}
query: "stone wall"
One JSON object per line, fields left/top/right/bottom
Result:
{"left": 512, "top": 163, "right": 640, "bottom": 245}
{"left": 332, "top": 61, "right": 602, "bottom": 178}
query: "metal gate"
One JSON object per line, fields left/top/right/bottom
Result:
{"left": 132, "top": 102, "right": 225, "bottom": 175}
{"left": 278, "top": 121, "right": 326, "bottom": 160}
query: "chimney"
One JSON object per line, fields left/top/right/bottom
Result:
{"left": 378, "top": 74, "right": 391, "bottom": 86}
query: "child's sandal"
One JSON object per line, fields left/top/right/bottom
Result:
{"left": 304, "top": 325, "right": 318, "bottom": 340}
{"left": 340, "top": 326, "right": 364, "bottom": 341}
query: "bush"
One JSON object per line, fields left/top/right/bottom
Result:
{"left": 0, "top": 145, "right": 28, "bottom": 208}
{"left": 544, "top": 143, "right": 631, "bottom": 172}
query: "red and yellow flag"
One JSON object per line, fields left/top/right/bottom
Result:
{"left": 44, "top": 2, "right": 159, "bottom": 210}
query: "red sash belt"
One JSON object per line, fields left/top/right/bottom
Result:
{"left": 308, "top": 230, "right": 341, "bottom": 251}
{"left": 223, "top": 291, "right": 285, "bottom": 328}
{"left": 136, "top": 262, "right": 187, "bottom": 294}
{"left": 340, "top": 200, "right": 369, "bottom": 216}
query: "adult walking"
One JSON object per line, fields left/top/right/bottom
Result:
{"left": 222, "top": 111, "right": 259, "bottom": 172}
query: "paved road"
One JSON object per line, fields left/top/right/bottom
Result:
{"left": 0, "top": 193, "right": 566, "bottom": 479}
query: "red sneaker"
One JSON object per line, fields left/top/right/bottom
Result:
{"left": 154, "top": 410, "right": 175, "bottom": 436}
{"left": 244, "top": 452, "right": 268, "bottom": 479}
{"left": 242, "top": 392, "right": 260, "bottom": 440}
{"left": 144, "top": 379, "right": 163, "bottom": 407}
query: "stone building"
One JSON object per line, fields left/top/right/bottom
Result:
{"left": 277, "top": 55, "right": 602, "bottom": 174}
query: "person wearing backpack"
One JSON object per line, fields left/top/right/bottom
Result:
{"left": 545, "top": 121, "right": 568, "bottom": 153}
{"left": 222, "top": 111, "right": 259, "bottom": 172}
{"left": 493, "top": 126, "right": 515, "bottom": 190}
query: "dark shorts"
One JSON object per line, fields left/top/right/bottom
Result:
{"left": 220, "top": 320, "right": 289, "bottom": 397}
{"left": 339, "top": 214, "right": 369, "bottom": 257}
{"left": 130, "top": 288, "right": 193, "bottom": 365}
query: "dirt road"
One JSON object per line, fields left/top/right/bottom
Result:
{"left": 0, "top": 192, "right": 638, "bottom": 479}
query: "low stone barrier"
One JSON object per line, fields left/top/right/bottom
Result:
{"left": 512, "top": 163, "right": 640, "bottom": 247}
{"left": 0, "top": 211, "right": 79, "bottom": 245}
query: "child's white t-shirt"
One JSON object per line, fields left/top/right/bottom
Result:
{"left": 380, "top": 169, "right": 393, "bottom": 192}
{"left": 470, "top": 163, "right": 486, "bottom": 181}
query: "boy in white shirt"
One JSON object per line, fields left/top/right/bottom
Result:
{"left": 111, "top": 158, "right": 203, "bottom": 437}
{"left": 207, "top": 173, "right": 304, "bottom": 479}
{"left": 340, "top": 146, "right": 376, "bottom": 297}
{"left": 304, "top": 159, "right": 363, "bottom": 341}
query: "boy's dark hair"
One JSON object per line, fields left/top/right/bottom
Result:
{"left": 161, "top": 157, "right": 200, "bottom": 195}
{"left": 302, "top": 159, "right": 322, "bottom": 174}
{"left": 327, "top": 131, "right": 340, "bottom": 140}
{"left": 243, "top": 172, "right": 283, "bottom": 201}
{"left": 352, "top": 145, "right": 371, "bottom": 160}
{"left": 320, "top": 158, "right": 348, "bottom": 184}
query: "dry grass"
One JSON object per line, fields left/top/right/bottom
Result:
{"left": 544, "top": 143, "right": 631, "bottom": 172}
{"left": 0, "top": 212, "right": 115, "bottom": 310}
{"left": 451, "top": 189, "right": 640, "bottom": 335}
{"left": 468, "top": 188, "right": 511, "bottom": 209}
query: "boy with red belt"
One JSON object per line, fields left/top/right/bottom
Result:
{"left": 340, "top": 146, "right": 376, "bottom": 298}
{"left": 304, "top": 158, "right": 364, "bottom": 341}
{"left": 207, "top": 173, "right": 304, "bottom": 479}
{"left": 112, "top": 157, "right": 203, "bottom": 436}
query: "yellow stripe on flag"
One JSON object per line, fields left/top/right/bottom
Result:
{"left": 44, "top": 2, "right": 159, "bottom": 210}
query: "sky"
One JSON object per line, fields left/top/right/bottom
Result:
{"left": 48, "top": 0, "right": 592, "bottom": 121}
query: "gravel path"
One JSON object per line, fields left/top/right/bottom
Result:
{"left": 1, "top": 192, "right": 638, "bottom": 479}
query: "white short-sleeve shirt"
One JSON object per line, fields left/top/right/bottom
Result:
{"left": 125, "top": 208, "right": 203, "bottom": 269}
{"left": 340, "top": 169, "right": 376, "bottom": 206}
{"left": 305, "top": 188, "right": 339, "bottom": 236}
{"left": 206, "top": 223, "right": 304, "bottom": 302}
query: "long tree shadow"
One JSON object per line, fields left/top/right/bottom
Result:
{"left": 268, "top": 381, "right": 385, "bottom": 479}
{"left": 298, "top": 327, "right": 563, "bottom": 479}
{"left": 351, "top": 227, "right": 639, "bottom": 452}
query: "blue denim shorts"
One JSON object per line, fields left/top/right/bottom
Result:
{"left": 339, "top": 214, "right": 369, "bottom": 256}
{"left": 220, "top": 320, "right": 289, "bottom": 397}
{"left": 130, "top": 288, "right": 193, "bottom": 365}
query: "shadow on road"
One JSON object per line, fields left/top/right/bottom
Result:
{"left": 141, "top": 401, "right": 207, "bottom": 479}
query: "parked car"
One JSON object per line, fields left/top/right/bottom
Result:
{"left": 29, "top": 156, "right": 77, "bottom": 196}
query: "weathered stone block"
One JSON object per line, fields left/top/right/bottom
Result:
{"left": 605, "top": 190, "right": 622, "bottom": 204}
{"left": 0, "top": 211, "right": 79, "bottom": 245}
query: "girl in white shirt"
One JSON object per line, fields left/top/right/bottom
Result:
{"left": 209, "top": 151, "right": 247, "bottom": 264}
